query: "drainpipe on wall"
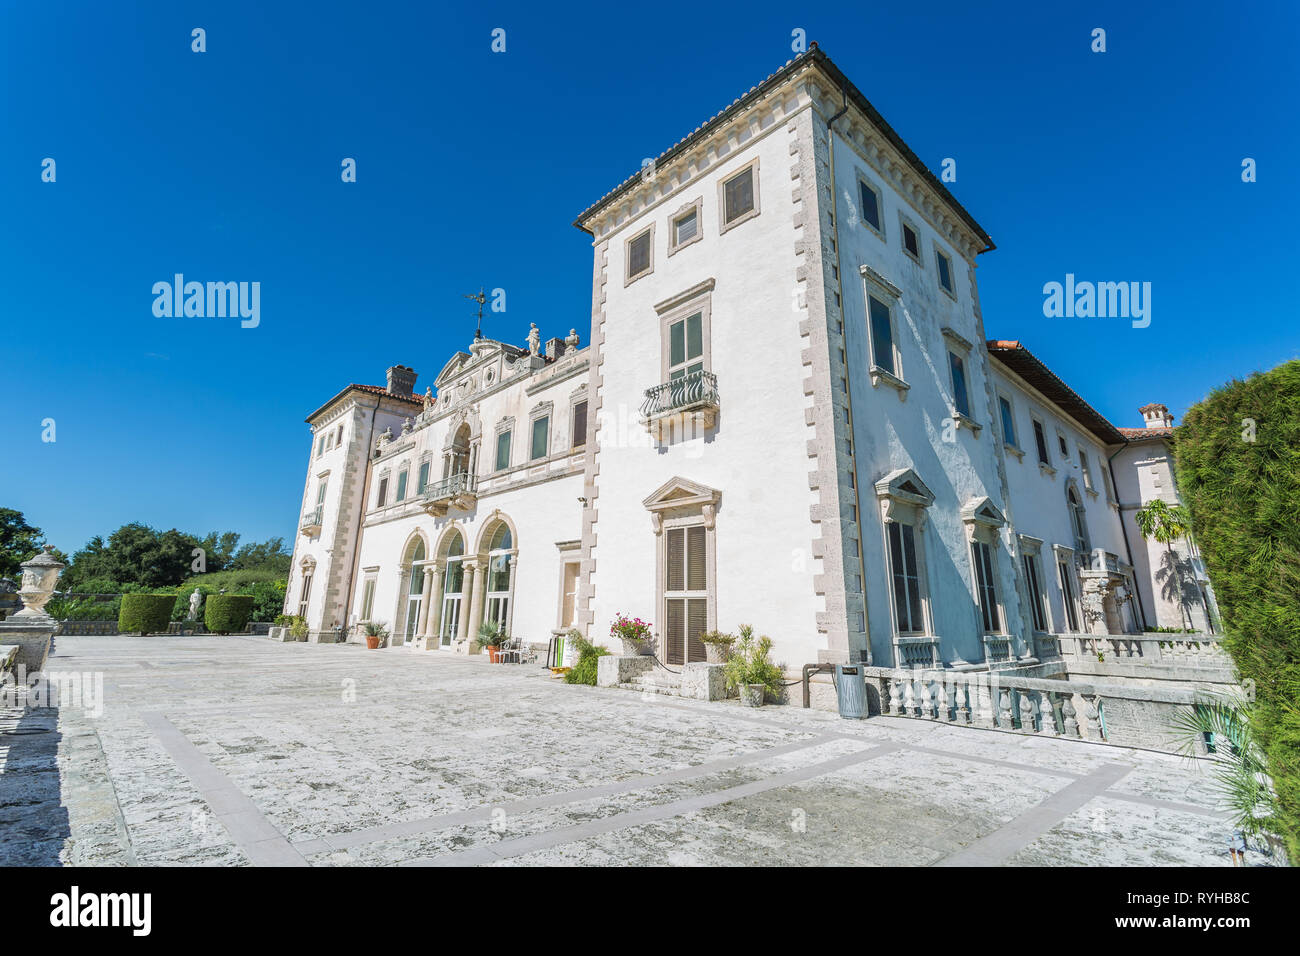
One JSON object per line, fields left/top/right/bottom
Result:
{"left": 1107, "top": 446, "right": 1148, "bottom": 630}
{"left": 824, "top": 86, "right": 872, "bottom": 665}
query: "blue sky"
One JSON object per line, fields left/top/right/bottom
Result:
{"left": 2, "top": 0, "right": 1296, "bottom": 554}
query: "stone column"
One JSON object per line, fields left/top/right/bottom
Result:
{"left": 504, "top": 548, "right": 519, "bottom": 637}
{"left": 465, "top": 560, "right": 487, "bottom": 652}
{"left": 424, "top": 563, "right": 444, "bottom": 648}
{"left": 456, "top": 560, "right": 478, "bottom": 651}
{"left": 416, "top": 563, "right": 436, "bottom": 646}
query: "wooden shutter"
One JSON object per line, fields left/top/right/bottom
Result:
{"left": 666, "top": 528, "right": 684, "bottom": 591}
{"left": 687, "top": 598, "right": 707, "bottom": 663}
{"left": 686, "top": 526, "right": 706, "bottom": 591}
{"left": 572, "top": 402, "right": 588, "bottom": 448}
{"left": 665, "top": 597, "right": 684, "bottom": 665}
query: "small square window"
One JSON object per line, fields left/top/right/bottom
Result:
{"left": 674, "top": 209, "right": 697, "bottom": 245}
{"left": 935, "top": 248, "right": 954, "bottom": 294}
{"left": 627, "top": 230, "right": 651, "bottom": 280}
{"left": 719, "top": 162, "right": 759, "bottom": 232}
{"left": 858, "top": 179, "right": 881, "bottom": 233}
{"left": 902, "top": 222, "right": 920, "bottom": 260}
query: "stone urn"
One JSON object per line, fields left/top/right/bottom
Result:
{"left": 620, "top": 636, "right": 653, "bottom": 657}
{"left": 13, "top": 547, "right": 64, "bottom": 622}
{"left": 740, "top": 683, "right": 766, "bottom": 708}
{"left": 704, "top": 641, "right": 732, "bottom": 665}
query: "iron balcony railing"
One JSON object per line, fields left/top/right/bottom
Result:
{"left": 423, "top": 472, "right": 477, "bottom": 501}
{"left": 300, "top": 507, "right": 323, "bottom": 531}
{"left": 640, "top": 369, "right": 719, "bottom": 419}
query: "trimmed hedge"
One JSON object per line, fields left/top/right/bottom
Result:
{"left": 118, "top": 594, "right": 176, "bottom": 635}
{"left": 1176, "top": 359, "right": 1300, "bottom": 861}
{"left": 204, "top": 594, "right": 255, "bottom": 635}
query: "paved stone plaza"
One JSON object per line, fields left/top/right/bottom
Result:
{"left": 0, "top": 635, "right": 1237, "bottom": 866}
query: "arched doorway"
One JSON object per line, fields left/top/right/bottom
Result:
{"left": 484, "top": 521, "right": 514, "bottom": 631}
{"left": 439, "top": 531, "right": 466, "bottom": 648}
{"left": 403, "top": 538, "right": 427, "bottom": 645}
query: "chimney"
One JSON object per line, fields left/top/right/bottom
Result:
{"left": 386, "top": 365, "right": 417, "bottom": 395}
{"left": 1139, "top": 402, "right": 1173, "bottom": 428}
{"left": 544, "top": 337, "right": 566, "bottom": 360}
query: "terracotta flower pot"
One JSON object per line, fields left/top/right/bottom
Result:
{"left": 365, "top": 635, "right": 380, "bottom": 649}
{"left": 487, "top": 646, "right": 501, "bottom": 663}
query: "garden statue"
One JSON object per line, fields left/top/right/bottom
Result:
{"left": 187, "top": 587, "right": 203, "bottom": 621}
{"left": 527, "top": 323, "right": 540, "bottom": 356}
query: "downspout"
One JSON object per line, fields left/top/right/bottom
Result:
{"left": 825, "top": 86, "right": 872, "bottom": 664}
{"left": 1107, "top": 445, "right": 1148, "bottom": 630}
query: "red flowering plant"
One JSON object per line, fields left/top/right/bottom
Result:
{"left": 610, "top": 612, "right": 653, "bottom": 648}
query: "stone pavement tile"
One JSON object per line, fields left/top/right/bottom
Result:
{"left": 1003, "top": 795, "right": 1232, "bottom": 867}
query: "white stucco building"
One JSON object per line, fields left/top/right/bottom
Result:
{"left": 284, "top": 45, "right": 1215, "bottom": 671}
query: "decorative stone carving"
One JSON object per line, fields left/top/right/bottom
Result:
{"left": 527, "top": 323, "right": 540, "bottom": 356}
{"left": 187, "top": 587, "right": 203, "bottom": 621}
{"left": 13, "top": 547, "right": 64, "bottom": 622}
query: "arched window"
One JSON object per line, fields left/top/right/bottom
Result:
{"left": 403, "top": 539, "right": 426, "bottom": 644}
{"left": 485, "top": 522, "right": 514, "bottom": 631}
{"left": 448, "top": 424, "right": 471, "bottom": 477}
{"left": 439, "top": 532, "right": 465, "bottom": 648}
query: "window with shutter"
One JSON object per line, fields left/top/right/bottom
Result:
{"left": 663, "top": 524, "right": 710, "bottom": 664}
{"left": 417, "top": 461, "right": 429, "bottom": 494}
{"left": 723, "top": 167, "right": 754, "bottom": 223}
{"left": 887, "top": 521, "right": 925, "bottom": 634}
{"left": 1023, "top": 553, "right": 1047, "bottom": 631}
{"left": 571, "top": 401, "right": 588, "bottom": 449}
{"left": 495, "top": 430, "right": 511, "bottom": 471}
{"left": 395, "top": 470, "right": 408, "bottom": 502}
{"left": 628, "top": 230, "right": 651, "bottom": 278}
{"left": 1058, "top": 560, "right": 1080, "bottom": 631}
{"left": 858, "top": 180, "right": 881, "bottom": 232}
{"left": 949, "top": 352, "right": 971, "bottom": 418}
{"left": 972, "top": 541, "right": 1000, "bottom": 633}
{"left": 530, "top": 416, "right": 549, "bottom": 460}
{"left": 868, "top": 296, "right": 895, "bottom": 376}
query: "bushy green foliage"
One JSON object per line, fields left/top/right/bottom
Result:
{"left": 564, "top": 632, "right": 610, "bottom": 685}
{"left": 46, "top": 595, "right": 122, "bottom": 621}
{"left": 1175, "top": 359, "right": 1300, "bottom": 861}
{"left": 204, "top": 595, "right": 255, "bottom": 634}
{"left": 118, "top": 594, "right": 176, "bottom": 635}
{"left": 722, "top": 624, "right": 785, "bottom": 700}
{"left": 0, "top": 508, "right": 51, "bottom": 579}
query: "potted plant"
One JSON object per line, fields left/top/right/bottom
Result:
{"left": 363, "top": 620, "right": 388, "bottom": 649}
{"left": 610, "top": 612, "right": 653, "bottom": 656}
{"left": 700, "top": 630, "right": 735, "bottom": 664}
{"left": 723, "top": 625, "right": 783, "bottom": 707}
{"left": 289, "top": 615, "right": 309, "bottom": 641}
{"left": 477, "top": 620, "right": 508, "bottom": 662}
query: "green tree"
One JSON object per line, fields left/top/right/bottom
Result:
{"left": 229, "top": 537, "right": 291, "bottom": 573}
{"left": 1133, "top": 498, "right": 1195, "bottom": 631}
{"left": 0, "top": 508, "right": 49, "bottom": 578}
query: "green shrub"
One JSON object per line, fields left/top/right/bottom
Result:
{"left": 288, "top": 615, "right": 308, "bottom": 639}
{"left": 1175, "top": 358, "right": 1300, "bottom": 861}
{"left": 204, "top": 595, "right": 255, "bottom": 634}
{"left": 723, "top": 624, "right": 786, "bottom": 701}
{"left": 118, "top": 594, "right": 176, "bottom": 635}
{"left": 564, "top": 632, "right": 610, "bottom": 686}
{"left": 47, "top": 595, "right": 122, "bottom": 621}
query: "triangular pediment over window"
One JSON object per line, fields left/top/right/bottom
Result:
{"left": 873, "top": 468, "right": 935, "bottom": 508}
{"left": 960, "top": 496, "right": 1006, "bottom": 539}
{"left": 434, "top": 351, "right": 473, "bottom": 388}
{"left": 642, "top": 476, "right": 722, "bottom": 513}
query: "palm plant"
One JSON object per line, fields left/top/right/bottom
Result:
{"left": 1134, "top": 499, "right": 1195, "bottom": 631}
{"left": 1171, "top": 692, "right": 1280, "bottom": 851}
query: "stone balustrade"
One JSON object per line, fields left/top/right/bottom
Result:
{"left": 1057, "top": 632, "right": 1230, "bottom": 666}
{"left": 863, "top": 665, "right": 1214, "bottom": 754}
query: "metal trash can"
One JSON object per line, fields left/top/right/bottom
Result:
{"left": 834, "top": 664, "right": 867, "bottom": 719}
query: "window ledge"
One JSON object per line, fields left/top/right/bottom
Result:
{"left": 869, "top": 366, "right": 910, "bottom": 399}
{"left": 667, "top": 232, "right": 702, "bottom": 257}
{"left": 1005, "top": 444, "right": 1025, "bottom": 461}
{"left": 1038, "top": 462, "right": 1057, "bottom": 478}
{"left": 1085, "top": 488, "right": 1100, "bottom": 499}
{"left": 951, "top": 411, "right": 982, "bottom": 435}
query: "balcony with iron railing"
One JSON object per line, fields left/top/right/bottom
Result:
{"left": 640, "top": 369, "right": 719, "bottom": 440}
{"left": 300, "top": 507, "right": 323, "bottom": 536}
{"left": 422, "top": 471, "right": 478, "bottom": 516}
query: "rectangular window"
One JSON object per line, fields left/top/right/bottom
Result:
{"left": 571, "top": 401, "right": 588, "bottom": 449}
{"left": 887, "top": 522, "right": 924, "bottom": 634}
{"left": 858, "top": 180, "right": 881, "bottom": 232}
{"left": 1033, "top": 420, "right": 1051, "bottom": 465}
{"left": 530, "top": 416, "right": 549, "bottom": 460}
{"left": 902, "top": 222, "right": 920, "bottom": 259}
{"left": 417, "top": 461, "right": 430, "bottom": 494}
{"left": 395, "top": 470, "right": 408, "bottom": 502}
{"left": 1023, "top": 553, "right": 1047, "bottom": 631}
{"left": 673, "top": 209, "right": 697, "bottom": 245}
{"left": 298, "top": 572, "right": 312, "bottom": 618}
{"left": 949, "top": 351, "right": 971, "bottom": 418}
{"left": 628, "top": 230, "right": 651, "bottom": 279}
{"left": 868, "top": 296, "right": 895, "bottom": 376}
{"left": 999, "top": 397, "right": 1018, "bottom": 448}
{"left": 972, "top": 541, "right": 1000, "bottom": 633}
{"left": 1058, "top": 560, "right": 1080, "bottom": 631}
{"left": 1079, "top": 450, "right": 1094, "bottom": 491}
{"left": 668, "top": 312, "right": 704, "bottom": 378}
{"left": 360, "top": 578, "right": 376, "bottom": 620}
{"left": 1058, "top": 434, "right": 1069, "bottom": 457}
{"left": 375, "top": 477, "right": 388, "bottom": 508}
{"left": 316, "top": 481, "right": 328, "bottom": 506}
{"left": 315, "top": 437, "right": 324, "bottom": 458}
{"left": 723, "top": 167, "right": 755, "bottom": 224}
{"left": 495, "top": 430, "right": 512, "bottom": 471}
{"left": 664, "top": 525, "right": 709, "bottom": 665}
{"left": 936, "top": 249, "right": 954, "bottom": 293}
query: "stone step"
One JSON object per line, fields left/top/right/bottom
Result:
{"left": 628, "top": 671, "right": 682, "bottom": 695}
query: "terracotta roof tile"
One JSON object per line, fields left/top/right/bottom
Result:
{"left": 1118, "top": 426, "right": 1173, "bottom": 439}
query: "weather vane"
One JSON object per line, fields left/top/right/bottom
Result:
{"left": 464, "top": 287, "right": 486, "bottom": 341}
